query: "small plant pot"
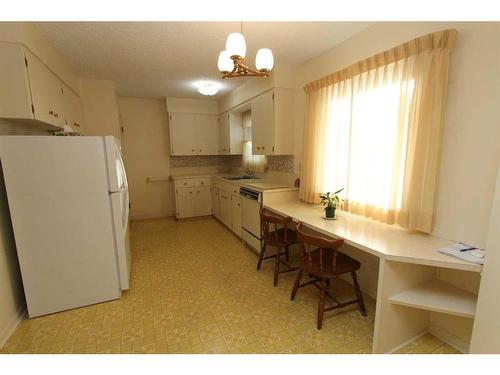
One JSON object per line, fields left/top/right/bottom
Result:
{"left": 325, "top": 206, "right": 336, "bottom": 219}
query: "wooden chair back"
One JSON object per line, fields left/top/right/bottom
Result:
{"left": 295, "top": 222, "right": 344, "bottom": 273}
{"left": 260, "top": 208, "right": 293, "bottom": 245}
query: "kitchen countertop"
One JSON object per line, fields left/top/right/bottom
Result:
{"left": 170, "top": 173, "right": 298, "bottom": 193}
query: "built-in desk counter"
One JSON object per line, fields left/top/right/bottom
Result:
{"left": 263, "top": 200, "right": 481, "bottom": 273}
{"left": 263, "top": 194, "right": 482, "bottom": 354}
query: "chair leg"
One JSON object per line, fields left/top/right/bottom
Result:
{"left": 257, "top": 243, "right": 266, "bottom": 270}
{"left": 290, "top": 269, "right": 303, "bottom": 301}
{"left": 285, "top": 246, "right": 290, "bottom": 262}
{"left": 351, "top": 271, "right": 367, "bottom": 317}
{"left": 273, "top": 247, "right": 281, "bottom": 287}
{"left": 317, "top": 278, "right": 326, "bottom": 330}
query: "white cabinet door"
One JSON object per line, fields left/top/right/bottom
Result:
{"left": 195, "top": 187, "right": 212, "bottom": 216}
{"left": 251, "top": 90, "right": 274, "bottom": 155}
{"left": 62, "top": 84, "right": 83, "bottom": 131}
{"left": 25, "top": 51, "right": 64, "bottom": 128}
{"left": 195, "top": 114, "right": 219, "bottom": 155}
{"left": 169, "top": 113, "right": 197, "bottom": 155}
{"left": 228, "top": 112, "right": 243, "bottom": 155}
{"left": 218, "top": 113, "right": 230, "bottom": 155}
{"left": 231, "top": 195, "right": 242, "bottom": 238}
{"left": 211, "top": 187, "right": 220, "bottom": 219}
{"left": 176, "top": 188, "right": 196, "bottom": 218}
{"left": 219, "top": 191, "right": 232, "bottom": 229}
{"left": 0, "top": 43, "right": 33, "bottom": 120}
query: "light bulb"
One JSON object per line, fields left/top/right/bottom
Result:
{"left": 225, "top": 32, "right": 246, "bottom": 58}
{"left": 217, "top": 50, "right": 233, "bottom": 73}
{"left": 255, "top": 48, "right": 274, "bottom": 72}
{"left": 197, "top": 82, "right": 218, "bottom": 96}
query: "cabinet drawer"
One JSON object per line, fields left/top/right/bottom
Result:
{"left": 192, "top": 178, "right": 210, "bottom": 187}
{"left": 175, "top": 179, "right": 194, "bottom": 188}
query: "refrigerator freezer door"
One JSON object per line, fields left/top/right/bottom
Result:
{"left": 0, "top": 136, "right": 121, "bottom": 317}
{"left": 104, "top": 136, "right": 128, "bottom": 193}
{"left": 110, "top": 189, "right": 130, "bottom": 290}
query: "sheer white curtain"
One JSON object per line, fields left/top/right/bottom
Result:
{"left": 241, "top": 110, "right": 267, "bottom": 173}
{"left": 300, "top": 30, "right": 456, "bottom": 232}
{"left": 320, "top": 61, "right": 415, "bottom": 223}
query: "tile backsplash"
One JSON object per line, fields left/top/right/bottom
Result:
{"left": 170, "top": 154, "right": 295, "bottom": 173}
{"left": 267, "top": 155, "right": 295, "bottom": 173}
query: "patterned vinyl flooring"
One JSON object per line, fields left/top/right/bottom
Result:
{"left": 0, "top": 217, "right": 459, "bottom": 354}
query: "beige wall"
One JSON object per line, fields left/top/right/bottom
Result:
{"left": 294, "top": 22, "right": 500, "bottom": 249}
{"left": 79, "top": 78, "right": 121, "bottom": 138}
{"left": 166, "top": 97, "right": 219, "bottom": 114}
{"left": 119, "top": 97, "right": 174, "bottom": 220}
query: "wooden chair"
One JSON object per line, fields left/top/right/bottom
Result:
{"left": 257, "top": 208, "right": 299, "bottom": 286}
{"left": 291, "top": 222, "right": 367, "bottom": 329}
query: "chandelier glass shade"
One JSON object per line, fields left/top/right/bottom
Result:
{"left": 218, "top": 23, "right": 274, "bottom": 79}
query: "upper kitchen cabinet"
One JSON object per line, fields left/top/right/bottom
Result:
{"left": 169, "top": 112, "right": 219, "bottom": 156}
{"left": 25, "top": 51, "right": 65, "bottom": 128}
{"left": 195, "top": 114, "right": 219, "bottom": 155}
{"left": 62, "top": 83, "right": 83, "bottom": 131}
{"left": 218, "top": 112, "right": 243, "bottom": 155}
{"left": 169, "top": 112, "right": 197, "bottom": 155}
{"left": 0, "top": 43, "right": 33, "bottom": 120}
{"left": 0, "top": 42, "right": 82, "bottom": 130}
{"left": 250, "top": 88, "right": 295, "bottom": 155}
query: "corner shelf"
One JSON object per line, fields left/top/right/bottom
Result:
{"left": 388, "top": 279, "right": 477, "bottom": 318}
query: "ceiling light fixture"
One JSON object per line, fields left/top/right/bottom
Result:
{"left": 218, "top": 22, "right": 274, "bottom": 79}
{"left": 197, "top": 81, "right": 219, "bottom": 96}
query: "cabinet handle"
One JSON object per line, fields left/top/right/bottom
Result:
{"left": 262, "top": 146, "right": 265, "bottom": 149}
{"left": 257, "top": 146, "right": 260, "bottom": 150}
{"left": 183, "top": 182, "right": 187, "bottom": 186}
{"left": 49, "top": 110, "right": 54, "bottom": 116}
{"left": 189, "top": 191, "right": 192, "bottom": 194}
{"left": 238, "top": 203, "right": 240, "bottom": 207}
{"left": 197, "top": 190, "right": 200, "bottom": 194}
{"left": 192, "top": 149, "right": 195, "bottom": 152}
{"left": 199, "top": 149, "right": 202, "bottom": 152}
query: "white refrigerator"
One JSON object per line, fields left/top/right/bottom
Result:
{"left": 0, "top": 135, "right": 131, "bottom": 317}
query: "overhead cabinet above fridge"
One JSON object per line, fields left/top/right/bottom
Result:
{"left": 0, "top": 42, "right": 83, "bottom": 131}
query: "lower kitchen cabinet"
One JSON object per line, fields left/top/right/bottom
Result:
{"left": 219, "top": 190, "right": 232, "bottom": 229}
{"left": 211, "top": 187, "right": 220, "bottom": 219}
{"left": 231, "top": 195, "right": 242, "bottom": 237}
{"left": 175, "top": 185, "right": 212, "bottom": 219}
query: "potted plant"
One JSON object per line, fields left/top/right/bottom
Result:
{"left": 319, "top": 188, "right": 344, "bottom": 219}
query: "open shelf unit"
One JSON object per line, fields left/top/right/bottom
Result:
{"left": 388, "top": 279, "right": 477, "bottom": 318}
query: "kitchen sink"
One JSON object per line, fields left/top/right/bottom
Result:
{"left": 223, "top": 175, "right": 259, "bottom": 180}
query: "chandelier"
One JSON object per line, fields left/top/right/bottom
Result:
{"left": 217, "top": 22, "right": 274, "bottom": 79}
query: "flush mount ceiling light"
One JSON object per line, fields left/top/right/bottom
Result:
{"left": 218, "top": 22, "right": 274, "bottom": 79}
{"left": 197, "top": 81, "right": 219, "bottom": 96}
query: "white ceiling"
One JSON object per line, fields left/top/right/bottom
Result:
{"left": 36, "top": 22, "right": 373, "bottom": 99}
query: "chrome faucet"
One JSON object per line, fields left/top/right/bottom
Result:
{"left": 243, "top": 168, "right": 256, "bottom": 178}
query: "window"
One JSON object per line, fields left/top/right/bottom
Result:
{"left": 317, "top": 60, "right": 416, "bottom": 220}
{"left": 241, "top": 110, "right": 266, "bottom": 173}
{"left": 301, "top": 29, "right": 455, "bottom": 232}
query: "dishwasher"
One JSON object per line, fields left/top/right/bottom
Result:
{"left": 240, "top": 186, "right": 262, "bottom": 253}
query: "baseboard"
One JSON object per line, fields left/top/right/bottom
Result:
{"left": 429, "top": 322, "right": 469, "bottom": 353}
{"left": 386, "top": 330, "right": 430, "bottom": 354}
{"left": 0, "top": 306, "right": 26, "bottom": 348}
